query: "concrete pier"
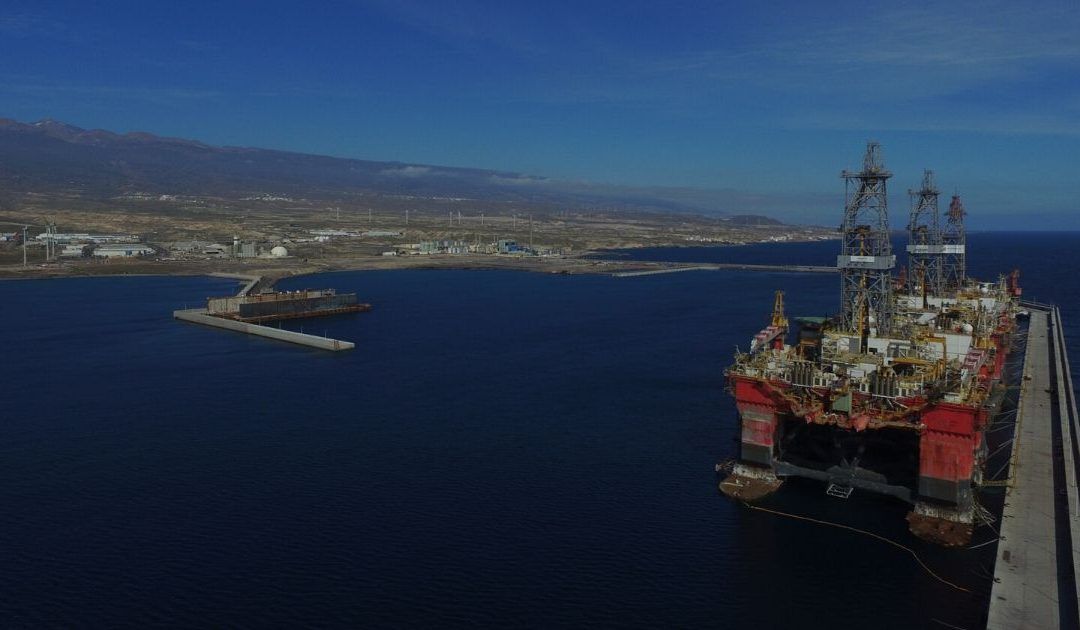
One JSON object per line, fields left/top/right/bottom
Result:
{"left": 988, "top": 306, "right": 1080, "bottom": 629}
{"left": 174, "top": 308, "right": 354, "bottom": 351}
{"left": 612, "top": 263, "right": 837, "bottom": 277}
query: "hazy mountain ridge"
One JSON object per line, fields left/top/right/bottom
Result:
{"left": 0, "top": 118, "right": 816, "bottom": 221}
{"left": 0, "top": 118, "right": 543, "bottom": 200}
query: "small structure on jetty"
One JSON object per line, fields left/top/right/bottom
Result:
{"left": 206, "top": 288, "right": 370, "bottom": 323}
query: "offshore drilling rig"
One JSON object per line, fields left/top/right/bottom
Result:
{"left": 720, "top": 142, "right": 1021, "bottom": 546}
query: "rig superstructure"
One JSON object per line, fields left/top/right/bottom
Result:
{"left": 721, "top": 142, "right": 1022, "bottom": 546}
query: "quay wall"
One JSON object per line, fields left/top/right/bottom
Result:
{"left": 613, "top": 263, "right": 837, "bottom": 277}
{"left": 173, "top": 308, "right": 354, "bottom": 351}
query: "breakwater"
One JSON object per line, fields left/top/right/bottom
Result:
{"left": 612, "top": 263, "right": 837, "bottom": 277}
{"left": 173, "top": 308, "right": 355, "bottom": 351}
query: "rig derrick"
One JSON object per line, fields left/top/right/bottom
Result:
{"left": 907, "top": 170, "right": 943, "bottom": 302}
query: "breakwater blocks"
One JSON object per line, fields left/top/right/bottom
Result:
{"left": 174, "top": 309, "right": 355, "bottom": 351}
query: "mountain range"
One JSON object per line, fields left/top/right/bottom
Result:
{"left": 0, "top": 117, "right": 795, "bottom": 220}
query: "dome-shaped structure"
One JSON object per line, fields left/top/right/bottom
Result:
{"left": 270, "top": 246, "right": 288, "bottom": 258}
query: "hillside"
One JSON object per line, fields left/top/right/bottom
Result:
{"left": 0, "top": 118, "right": 557, "bottom": 202}
{"left": 0, "top": 118, "right": 786, "bottom": 220}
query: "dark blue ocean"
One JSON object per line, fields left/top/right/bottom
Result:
{"left": 1, "top": 232, "right": 1076, "bottom": 627}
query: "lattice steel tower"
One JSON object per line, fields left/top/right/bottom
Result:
{"left": 906, "top": 170, "right": 942, "bottom": 297}
{"left": 941, "top": 194, "right": 967, "bottom": 290}
{"left": 838, "top": 142, "right": 896, "bottom": 341}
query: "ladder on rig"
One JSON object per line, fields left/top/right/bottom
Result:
{"left": 825, "top": 483, "right": 854, "bottom": 499}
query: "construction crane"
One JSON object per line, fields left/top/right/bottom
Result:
{"left": 750, "top": 290, "right": 789, "bottom": 353}
{"left": 771, "top": 290, "right": 788, "bottom": 329}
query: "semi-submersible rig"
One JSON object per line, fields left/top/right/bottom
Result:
{"left": 720, "top": 142, "right": 1022, "bottom": 546}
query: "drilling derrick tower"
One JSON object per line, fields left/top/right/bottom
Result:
{"left": 906, "top": 170, "right": 942, "bottom": 298}
{"left": 941, "top": 194, "right": 967, "bottom": 290}
{"left": 838, "top": 141, "right": 895, "bottom": 345}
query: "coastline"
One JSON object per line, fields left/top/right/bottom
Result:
{"left": 0, "top": 253, "right": 668, "bottom": 284}
{"left": 0, "top": 235, "right": 841, "bottom": 283}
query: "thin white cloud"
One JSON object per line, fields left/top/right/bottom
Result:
{"left": 380, "top": 165, "right": 432, "bottom": 177}
{"left": 779, "top": 110, "right": 1080, "bottom": 138}
{"left": 0, "top": 82, "right": 220, "bottom": 109}
{"left": 0, "top": 9, "right": 91, "bottom": 43}
{"left": 358, "top": 0, "right": 548, "bottom": 57}
{"left": 489, "top": 174, "right": 548, "bottom": 186}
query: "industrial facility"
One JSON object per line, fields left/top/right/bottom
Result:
{"left": 721, "top": 143, "right": 1023, "bottom": 546}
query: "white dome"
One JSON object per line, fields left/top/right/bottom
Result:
{"left": 270, "top": 246, "right": 288, "bottom": 257}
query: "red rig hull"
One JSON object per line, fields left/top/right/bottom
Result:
{"left": 724, "top": 319, "right": 1014, "bottom": 546}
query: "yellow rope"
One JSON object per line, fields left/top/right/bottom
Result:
{"left": 741, "top": 502, "right": 974, "bottom": 594}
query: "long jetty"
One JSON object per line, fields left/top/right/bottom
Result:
{"left": 611, "top": 263, "right": 837, "bottom": 277}
{"left": 173, "top": 308, "right": 355, "bottom": 351}
{"left": 987, "top": 303, "right": 1080, "bottom": 629}
{"left": 175, "top": 273, "right": 356, "bottom": 352}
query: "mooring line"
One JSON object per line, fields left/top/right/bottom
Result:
{"left": 965, "top": 537, "right": 1000, "bottom": 551}
{"left": 930, "top": 618, "right": 969, "bottom": 630}
{"left": 741, "top": 502, "right": 974, "bottom": 594}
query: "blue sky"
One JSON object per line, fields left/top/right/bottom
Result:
{"left": 1, "top": 0, "right": 1077, "bottom": 228}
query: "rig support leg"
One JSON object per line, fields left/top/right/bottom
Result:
{"left": 906, "top": 502, "right": 974, "bottom": 547}
{"left": 720, "top": 464, "right": 783, "bottom": 501}
{"left": 907, "top": 426, "right": 977, "bottom": 546}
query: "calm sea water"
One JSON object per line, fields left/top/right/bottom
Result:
{"left": 1, "top": 232, "right": 1075, "bottom": 627}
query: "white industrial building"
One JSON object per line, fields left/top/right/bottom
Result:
{"left": 36, "top": 233, "right": 138, "bottom": 244}
{"left": 93, "top": 244, "right": 155, "bottom": 258}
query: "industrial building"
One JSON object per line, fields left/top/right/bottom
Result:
{"left": 167, "top": 240, "right": 212, "bottom": 254}
{"left": 230, "top": 237, "right": 257, "bottom": 258}
{"left": 93, "top": 244, "right": 155, "bottom": 258}
{"left": 418, "top": 240, "right": 470, "bottom": 254}
{"left": 36, "top": 233, "right": 139, "bottom": 244}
